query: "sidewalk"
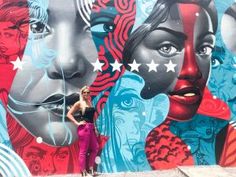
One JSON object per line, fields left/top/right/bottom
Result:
{"left": 38, "top": 166, "right": 236, "bottom": 177}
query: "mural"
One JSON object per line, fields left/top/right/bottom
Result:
{"left": 0, "top": 0, "right": 236, "bottom": 176}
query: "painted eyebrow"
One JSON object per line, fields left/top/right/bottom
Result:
{"left": 29, "top": 146, "right": 47, "bottom": 154}
{"left": 198, "top": 31, "right": 215, "bottom": 40}
{"left": 155, "top": 27, "right": 187, "bottom": 41}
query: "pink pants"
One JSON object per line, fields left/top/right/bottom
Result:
{"left": 77, "top": 123, "right": 99, "bottom": 171}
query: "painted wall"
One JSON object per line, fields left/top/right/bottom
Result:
{"left": 0, "top": 0, "right": 236, "bottom": 176}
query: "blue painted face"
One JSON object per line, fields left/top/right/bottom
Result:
{"left": 96, "top": 71, "right": 170, "bottom": 172}
{"left": 209, "top": 30, "right": 236, "bottom": 121}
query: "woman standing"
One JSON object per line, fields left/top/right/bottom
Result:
{"left": 67, "top": 86, "right": 99, "bottom": 176}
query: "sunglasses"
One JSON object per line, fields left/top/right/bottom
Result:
{"left": 82, "top": 91, "right": 90, "bottom": 94}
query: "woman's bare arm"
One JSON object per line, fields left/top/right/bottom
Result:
{"left": 67, "top": 102, "right": 85, "bottom": 126}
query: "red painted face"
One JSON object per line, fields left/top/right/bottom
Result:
{"left": 0, "top": 1, "right": 29, "bottom": 106}
{"left": 21, "top": 140, "right": 72, "bottom": 175}
{"left": 168, "top": 4, "right": 214, "bottom": 121}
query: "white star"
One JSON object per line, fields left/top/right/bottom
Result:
{"left": 110, "top": 60, "right": 122, "bottom": 72}
{"left": 128, "top": 59, "right": 141, "bottom": 72}
{"left": 10, "top": 57, "right": 24, "bottom": 70}
{"left": 146, "top": 60, "right": 159, "bottom": 72}
{"left": 91, "top": 59, "right": 104, "bottom": 72}
{"left": 164, "top": 60, "right": 177, "bottom": 72}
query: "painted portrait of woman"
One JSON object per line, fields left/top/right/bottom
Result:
{"left": 7, "top": 0, "right": 98, "bottom": 146}
{"left": 122, "top": 0, "right": 218, "bottom": 169}
{"left": 6, "top": 0, "right": 138, "bottom": 175}
{"left": 95, "top": 71, "right": 169, "bottom": 172}
{"left": 123, "top": 0, "right": 217, "bottom": 121}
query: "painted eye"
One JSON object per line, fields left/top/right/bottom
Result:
{"left": 115, "top": 93, "right": 141, "bottom": 110}
{"left": 91, "top": 23, "right": 115, "bottom": 33}
{"left": 198, "top": 45, "right": 213, "bottom": 56}
{"left": 30, "top": 22, "right": 50, "bottom": 34}
{"left": 157, "top": 44, "right": 179, "bottom": 57}
{"left": 211, "top": 58, "right": 221, "bottom": 68}
{"left": 120, "top": 96, "right": 134, "bottom": 109}
{"left": 29, "top": 20, "right": 52, "bottom": 39}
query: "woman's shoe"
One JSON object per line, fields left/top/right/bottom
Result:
{"left": 81, "top": 171, "right": 87, "bottom": 177}
{"left": 88, "top": 167, "right": 95, "bottom": 176}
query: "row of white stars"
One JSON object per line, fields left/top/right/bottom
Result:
{"left": 10, "top": 58, "right": 177, "bottom": 73}
{"left": 92, "top": 59, "right": 177, "bottom": 72}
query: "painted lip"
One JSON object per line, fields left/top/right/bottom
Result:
{"left": 169, "top": 87, "right": 201, "bottom": 104}
{"left": 39, "top": 93, "right": 80, "bottom": 117}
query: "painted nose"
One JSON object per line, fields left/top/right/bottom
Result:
{"left": 178, "top": 44, "right": 202, "bottom": 81}
{"left": 42, "top": 162, "right": 56, "bottom": 174}
{"left": 46, "top": 54, "right": 86, "bottom": 79}
{"left": 46, "top": 23, "right": 85, "bottom": 79}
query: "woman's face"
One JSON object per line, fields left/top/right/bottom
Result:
{"left": 8, "top": 0, "right": 97, "bottom": 146}
{"left": 81, "top": 88, "right": 90, "bottom": 100}
{"left": 129, "top": 4, "right": 215, "bottom": 120}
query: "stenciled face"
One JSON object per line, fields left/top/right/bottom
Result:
{"left": 0, "top": 22, "right": 21, "bottom": 59}
{"left": 21, "top": 140, "right": 71, "bottom": 175}
{"left": 8, "top": 0, "right": 98, "bottom": 146}
{"left": 209, "top": 2, "right": 236, "bottom": 122}
{"left": 128, "top": 4, "right": 215, "bottom": 121}
{"left": 96, "top": 71, "right": 169, "bottom": 172}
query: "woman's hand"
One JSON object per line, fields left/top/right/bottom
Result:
{"left": 75, "top": 120, "right": 86, "bottom": 126}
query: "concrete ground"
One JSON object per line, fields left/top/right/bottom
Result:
{"left": 35, "top": 166, "right": 236, "bottom": 177}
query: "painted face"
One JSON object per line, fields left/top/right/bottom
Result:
{"left": 21, "top": 140, "right": 71, "bottom": 175}
{"left": 209, "top": 1, "right": 236, "bottom": 122}
{"left": 97, "top": 71, "right": 169, "bottom": 171}
{"left": 8, "top": 0, "right": 97, "bottom": 146}
{"left": 0, "top": 22, "right": 21, "bottom": 59}
{"left": 127, "top": 4, "right": 215, "bottom": 121}
{"left": 112, "top": 74, "right": 146, "bottom": 161}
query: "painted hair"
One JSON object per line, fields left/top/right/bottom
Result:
{"left": 123, "top": 0, "right": 218, "bottom": 64}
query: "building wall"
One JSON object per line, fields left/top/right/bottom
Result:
{"left": 0, "top": 0, "right": 236, "bottom": 176}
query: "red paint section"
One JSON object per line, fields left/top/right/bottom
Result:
{"left": 197, "top": 87, "right": 231, "bottom": 120}
{"left": 90, "top": 0, "right": 136, "bottom": 119}
{"left": 167, "top": 4, "right": 205, "bottom": 121}
{"left": 0, "top": 1, "right": 29, "bottom": 107}
{"left": 145, "top": 120, "right": 194, "bottom": 170}
{"left": 219, "top": 124, "right": 236, "bottom": 166}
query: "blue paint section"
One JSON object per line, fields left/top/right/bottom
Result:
{"left": 0, "top": 143, "right": 31, "bottom": 177}
{"left": 0, "top": 101, "right": 12, "bottom": 148}
{"left": 132, "top": 0, "right": 156, "bottom": 32}
{"left": 170, "top": 115, "right": 227, "bottom": 165}
{"left": 96, "top": 71, "right": 169, "bottom": 172}
{"left": 209, "top": 0, "right": 236, "bottom": 122}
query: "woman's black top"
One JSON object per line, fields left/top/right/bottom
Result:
{"left": 75, "top": 107, "right": 95, "bottom": 123}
